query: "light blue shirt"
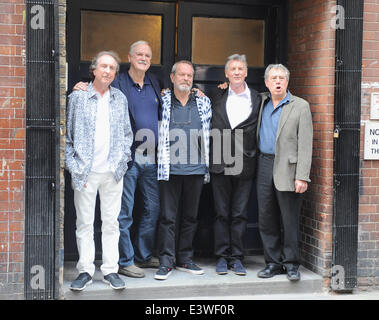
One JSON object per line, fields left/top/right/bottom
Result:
{"left": 258, "top": 91, "right": 291, "bottom": 155}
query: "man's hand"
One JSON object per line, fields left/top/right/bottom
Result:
{"left": 73, "top": 81, "right": 89, "bottom": 91}
{"left": 218, "top": 82, "right": 228, "bottom": 90}
{"left": 295, "top": 180, "right": 308, "bottom": 193}
{"left": 161, "top": 88, "right": 170, "bottom": 96}
{"left": 192, "top": 88, "right": 205, "bottom": 98}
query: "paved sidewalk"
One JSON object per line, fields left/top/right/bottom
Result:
{"left": 62, "top": 255, "right": 324, "bottom": 300}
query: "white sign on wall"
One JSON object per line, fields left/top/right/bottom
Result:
{"left": 364, "top": 121, "right": 379, "bottom": 160}
{"left": 370, "top": 93, "right": 379, "bottom": 120}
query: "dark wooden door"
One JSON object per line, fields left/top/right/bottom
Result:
{"left": 177, "top": 1, "right": 287, "bottom": 255}
{"left": 64, "top": 0, "right": 287, "bottom": 260}
{"left": 64, "top": 0, "right": 176, "bottom": 260}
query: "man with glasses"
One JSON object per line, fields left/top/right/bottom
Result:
{"left": 256, "top": 64, "right": 313, "bottom": 281}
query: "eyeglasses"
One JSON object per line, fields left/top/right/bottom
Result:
{"left": 268, "top": 76, "right": 287, "bottom": 82}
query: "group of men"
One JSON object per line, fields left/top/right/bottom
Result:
{"left": 65, "top": 40, "right": 313, "bottom": 291}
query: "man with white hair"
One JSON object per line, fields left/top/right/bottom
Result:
{"left": 209, "top": 54, "right": 261, "bottom": 276}
{"left": 256, "top": 64, "right": 313, "bottom": 281}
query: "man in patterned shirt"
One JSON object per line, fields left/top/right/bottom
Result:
{"left": 65, "top": 51, "right": 133, "bottom": 291}
{"left": 155, "top": 60, "right": 212, "bottom": 280}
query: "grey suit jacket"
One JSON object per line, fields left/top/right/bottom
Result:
{"left": 257, "top": 92, "right": 313, "bottom": 192}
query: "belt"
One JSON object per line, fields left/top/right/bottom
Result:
{"left": 259, "top": 150, "right": 275, "bottom": 159}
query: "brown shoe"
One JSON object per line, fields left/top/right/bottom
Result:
{"left": 118, "top": 264, "right": 145, "bottom": 278}
{"left": 135, "top": 257, "right": 160, "bottom": 269}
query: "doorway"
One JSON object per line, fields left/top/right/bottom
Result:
{"left": 64, "top": 0, "right": 288, "bottom": 260}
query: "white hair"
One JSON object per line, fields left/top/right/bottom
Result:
{"left": 129, "top": 40, "right": 152, "bottom": 57}
{"left": 225, "top": 54, "right": 248, "bottom": 71}
{"left": 264, "top": 64, "right": 290, "bottom": 81}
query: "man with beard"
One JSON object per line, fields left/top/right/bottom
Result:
{"left": 154, "top": 61, "right": 212, "bottom": 280}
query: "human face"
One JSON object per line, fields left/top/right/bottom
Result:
{"left": 171, "top": 63, "right": 194, "bottom": 93}
{"left": 128, "top": 43, "right": 152, "bottom": 73}
{"left": 93, "top": 54, "right": 118, "bottom": 88}
{"left": 225, "top": 60, "right": 247, "bottom": 88}
{"left": 265, "top": 68, "right": 289, "bottom": 100}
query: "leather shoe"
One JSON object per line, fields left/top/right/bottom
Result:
{"left": 286, "top": 265, "right": 301, "bottom": 281}
{"left": 135, "top": 257, "right": 160, "bottom": 269}
{"left": 118, "top": 264, "right": 145, "bottom": 278}
{"left": 257, "top": 263, "right": 284, "bottom": 278}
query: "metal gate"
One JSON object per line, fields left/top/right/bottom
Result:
{"left": 332, "top": 0, "right": 363, "bottom": 291}
{"left": 24, "top": 0, "right": 60, "bottom": 299}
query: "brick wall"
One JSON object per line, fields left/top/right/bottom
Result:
{"left": 358, "top": 0, "right": 379, "bottom": 289}
{"left": 287, "top": 0, "right": 336, "bottom": 286}
{"left": 0, "top": 0, "right": 26, "bottom": 299}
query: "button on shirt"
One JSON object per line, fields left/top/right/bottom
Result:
{"left": 258, "top": 91, "right": 291, "bottom": 155}
{"left": 126, "top": 73, "right": 159, "bottom": 163}
{"left": 226, "top": 83, "right": 252, "bottom": 129}
{"left": 169, "top": 93, "right": 206, "bottom": 175}
{"left": 92, "top": 90, "right": 111, "bottom": 173}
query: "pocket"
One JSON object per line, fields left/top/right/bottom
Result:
{"left": 288, "top": 156, "right": 297, "bottom": 164}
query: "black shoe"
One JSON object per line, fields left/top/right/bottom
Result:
{"left": 154, "top": 265, "right": 173, "bottom": 280}
{"left": 216, "top": 258, "right": 228, "bottom": 275}
{"left": 286, "top": 265, "right": 301, "bottom": 281}
{"left": 70, "top": 272, "right": 92, "bottom": 291}
{"left": 176, "top": 262, "right": 204, "bottom": 275}
{"left": 257, "top": 263, "right": 284, "bottom": 278}
{"left": 103, "top": 273, "right": 126, "bottom": 290}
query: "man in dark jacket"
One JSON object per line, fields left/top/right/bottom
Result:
{"left": 209, "top": 54, "right": 261, "bottom": 275}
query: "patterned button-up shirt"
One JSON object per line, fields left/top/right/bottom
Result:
{"left": 157, "top": 90, "right": 212, "bottom": 183}
{"left": 65, "top": 83, "right": 133, "bottom": 191}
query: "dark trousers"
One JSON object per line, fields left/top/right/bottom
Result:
{"left": 157, "top": 174, "right": 204, "bottom": 268}
{"left": 256, "top": 153, "right": 303, "bottom": 268}
{"left": 211, "top": 173, "right": 253, "bottom": 262}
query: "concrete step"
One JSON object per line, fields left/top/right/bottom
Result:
{"left": 61, "top": 256, "right": 324, "bottom": 300}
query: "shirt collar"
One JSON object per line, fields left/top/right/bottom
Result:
{"left": 127, "top": 71, "right": 151, "bottom": 88}
{"left": 268, "top": 90, "right": 291, "bottom": 107}
{"left": 228, "top": 82, "right": 250, "bottom": 98}
{"left": 172, "top": 91, "right": 196, "bottom": 106}
{"left": 88, "top": 82, "right": 115, "bottom": 100}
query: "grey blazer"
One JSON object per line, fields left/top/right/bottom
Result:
{"left": 257, "top": 92, "right": 313, "bottom": 192}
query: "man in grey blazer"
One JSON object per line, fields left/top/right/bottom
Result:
{"left": 256, "top": 64, "right": 313, "bottom": 281}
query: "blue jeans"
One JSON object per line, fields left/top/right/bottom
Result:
{"left": 118, "top": 162, "right": 160, "bottom": 267}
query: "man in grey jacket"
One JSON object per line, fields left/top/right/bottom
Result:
{"left": 65, "top": 51, "right": 133, "bottom": 291}
{"left": 256, "top": 64, "right": 313, "bottom": 281}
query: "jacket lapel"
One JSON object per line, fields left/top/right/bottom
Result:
{"left": 276, "top": 93, "right": 295, "bottom": 139}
